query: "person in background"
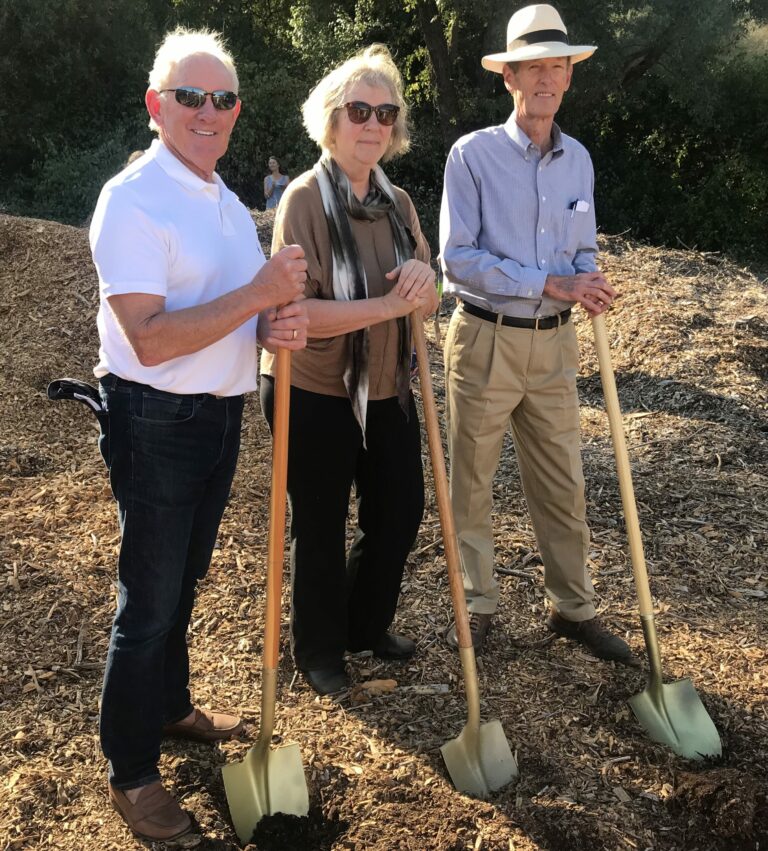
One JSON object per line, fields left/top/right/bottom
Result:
{"left": 90, "top": 27, "right": 308, "bottom": 842}
{"left": 264, "top": 155, "right": 290, "bottom": 208}
{"left": 260, "top": 44, "right": 438, "bottom": 696}
{"left": 125, "top": 149, "right": 146, "bottom": 166}
{"left": 440, "top": 4, "right": 637, "bottom": 665}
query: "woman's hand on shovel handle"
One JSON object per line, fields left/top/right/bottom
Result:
{"left": 257, "top": 300, "right": 309, "bottom": 352}
{"left": 387, "top": 260, "right": 440, "bottom": 317}
{"left": 544, "top": 272, "right": 617, "bottom": 317}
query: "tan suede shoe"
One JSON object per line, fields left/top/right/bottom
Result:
{"left": 162, "top": 707, "right": 244, "bottom": 742}
{"left": 109, "top": 780, "right": 191, "bottom": 842}
{"left": 444, "top": 612, "right": 493, "bottom": 652}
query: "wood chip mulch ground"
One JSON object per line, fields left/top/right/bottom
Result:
{"left": 1, "top": 211, "right": 766, "bottom": 851}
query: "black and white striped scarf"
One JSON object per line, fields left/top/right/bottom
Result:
{"left": 314, "top": 154, "right": 415, "bottom": 440}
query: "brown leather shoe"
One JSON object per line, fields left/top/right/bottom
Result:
{"left": 162, "top": 707, "right": 244, "bottom": 742}
{"left": 546, "top": 611, "right": 640, "bottom": 666}
{"left": 445, "top": 612, "right": 493, "bottom": 652}
{"left": 109, "top": 780, "right": 191, "bottom": 842}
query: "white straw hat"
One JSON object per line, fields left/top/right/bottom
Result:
{"left": 482, "top": 4, "right": 596, "bottom": 73}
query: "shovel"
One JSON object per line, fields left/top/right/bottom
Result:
{"left": 47, "top": 377, "right": 108, "bottom": 426}
{"left": 222, "top": 347, "right": 309, "bottom": 843}
{"left": 412, "top": 318, "right": 519, "bottom": 796}
{"left": 591, "top": 314, "right": 721, "bottom": 759}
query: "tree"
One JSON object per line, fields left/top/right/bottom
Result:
{"left": 0, "top": 0, "right": 164, "bottom": 220}
{"left": 2, "top": 0, "right": 767, "bottom": 259}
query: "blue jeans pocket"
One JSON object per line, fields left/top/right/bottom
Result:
{"left": 136, "top": 391, "right": 195, "bottom": 424}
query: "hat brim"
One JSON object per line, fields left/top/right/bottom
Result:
{"left": 482, "top": 43, "right": 596, "bottom": 73}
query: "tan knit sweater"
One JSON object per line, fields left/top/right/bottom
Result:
{"left": 259, "top": 169, "right": 431, "bottom": 399}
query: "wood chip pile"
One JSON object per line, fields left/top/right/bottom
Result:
{"left": 1, "top": 212, "right": 766, "bottom": 850}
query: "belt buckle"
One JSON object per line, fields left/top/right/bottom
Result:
{"left": 534, "top": 316, "right": 541, "bottom": 331}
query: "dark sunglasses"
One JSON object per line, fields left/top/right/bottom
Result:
{"left": 340, "top": 101, "right": 400, "bottom": 126}
{"left": 160, "top": 87, "right": 239, "bottom": 110}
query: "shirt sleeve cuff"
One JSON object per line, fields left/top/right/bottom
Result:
{"left": 101, "top": 280, "right": 167, "bottom": 298}
{"left": 505, "top": 265, "right": 547, "bottom": 299}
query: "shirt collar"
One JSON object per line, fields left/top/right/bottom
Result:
{"left": 149, "top": 138, "right": 233, "bottom": 202}
{"left": 504, "top": 112, "right": 565, "bottom": 158}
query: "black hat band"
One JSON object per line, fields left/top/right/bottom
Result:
{"left": 510, "top": 29, "right": 569, "bottom": 50}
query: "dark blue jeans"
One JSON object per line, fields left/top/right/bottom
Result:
{"left": 98, "top": 374, "right": 243, "bottom": 789}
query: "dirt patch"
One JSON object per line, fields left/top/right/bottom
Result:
{"left": 250, "top": 805, "right": 349, "bottom": 850}
{"left": 1, "top": 213, "right": 767, "bottom": 850}
{"left": 669, "top": 768, "right": 763, "bottom": 841}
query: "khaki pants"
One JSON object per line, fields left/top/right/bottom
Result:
{"left": 444, "top": 304, "right": 595, "bottom": 621}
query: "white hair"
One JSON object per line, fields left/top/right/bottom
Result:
{"left": 302, "top": 44, "right": 410, "bottom": 162}
{"left": 147, "top": 27, "right": 238, "bottom": 132}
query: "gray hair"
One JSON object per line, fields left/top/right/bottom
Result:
{"left": 302, "top": 44, "right": 410, "bottom": 162}
{"left": 147, "top": 27, "right": 238, "bottom": 132}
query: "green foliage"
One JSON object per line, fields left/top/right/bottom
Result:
{"left": 573, "top": 14, "right": 768, "bottom": 260}
{"left": 0, "top": 0, "right": 163, "bottom": 222}
{"left": 219, "top": 59, "right": 318, "bottom": 207}
{"left": 1, "top": 0, "right": 767, "bottom": 261}
{"left": 0, "top": 0, "right": 161, "bottom": 175}
{"left": 18, "top": 123, "right": 154, "bottom": 224}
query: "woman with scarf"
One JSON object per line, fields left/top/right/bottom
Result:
{"left": 259, "top": 45, "right": 438, "bottom": 695}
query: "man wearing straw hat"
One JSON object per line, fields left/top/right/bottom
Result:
{"left": 440, "top": 4, "right": 637, "bottom": 665}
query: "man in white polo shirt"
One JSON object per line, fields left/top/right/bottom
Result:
{"left": 89, "top": 28, "right": 307, "bottom": 842}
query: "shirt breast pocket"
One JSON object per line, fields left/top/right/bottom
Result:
{"left": 560, "top": 206, "right": 590, "bottom": 261}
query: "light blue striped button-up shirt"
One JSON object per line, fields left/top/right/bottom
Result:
{"left": 439, "top": 111, "right": 598, "bottom": 319}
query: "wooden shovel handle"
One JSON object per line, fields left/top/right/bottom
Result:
{"left": 591, "top": 314, "right": 654, "bottom": 617}
{"left": 264, "top": 346, "right": 291, "bottom": 670}
{"left": 412, "top": 319, "right": 474, "bottom": 650}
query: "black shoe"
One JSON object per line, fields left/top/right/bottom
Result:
{"left": 303, "top": 666, "right": 350, "bottom": 695}
{"left": 546, "top": 612, "right": 640, "bottom": 667}
{"left": 445, "top": 612, "right": 493, "bottom": 652}
{"left": 371, "top": 632, "right": 416, "bottom": 661}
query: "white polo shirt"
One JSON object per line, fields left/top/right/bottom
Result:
{"left": 90, "top": 139, "right": 266, "bottom": 396}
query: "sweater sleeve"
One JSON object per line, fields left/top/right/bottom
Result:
{"left": 395, "top": 187, "right": 432, "bottom": 265}
{"left": 270, "top": 176, "right": 329, "bottom": 299}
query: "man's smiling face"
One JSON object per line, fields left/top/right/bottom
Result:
{"left": 146, "top": 53, "right": 241, "bottom": 182}
{"left": 503, "top": 57, "right": 572, "bottom": 124}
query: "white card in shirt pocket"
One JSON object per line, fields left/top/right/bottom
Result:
{"left": 575, "top": 200, "right": 590, "bottom": 213}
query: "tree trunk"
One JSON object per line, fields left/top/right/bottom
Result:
{"left": 414, "top": 0, "right": 463, "bottom": 151}
{"left": 620, "top": 17, "right": 680, "bottom": 88}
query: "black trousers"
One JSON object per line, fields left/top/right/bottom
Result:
{"left": 260, "top": 379, "right": 424, "bottom": 670}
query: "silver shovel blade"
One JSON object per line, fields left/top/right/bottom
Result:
{"left": 222, "top": 742, "right": 309, "bottom": 845}
{"left": 629, "top": 677, "right": 721, "bottom": 759}
{"left": 441, "top": 719, "right": 519, "bottom": 798}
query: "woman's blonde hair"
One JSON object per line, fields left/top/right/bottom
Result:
{"left": 147, "top": 27, "right": 238, "bottom": 132}
{"left": 302, "top": 44, "right": 410, "bottom": 162}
